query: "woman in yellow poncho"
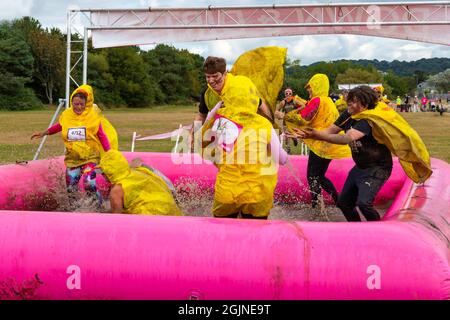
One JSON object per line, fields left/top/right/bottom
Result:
{"left": 98, "top": 150, "right": 182, "bottom": 216}
{"left": 335, "top": 91, "right": 348, "bottom": 114}
{"left": 199, "top": 56, "right": 287, "bottom": 219}
{"left": 31, "top": 84, "right": 118, "bottom": 202}
{"left": 289, "top": 86, "right": 432, "bottom": 221}
{"left": 284, "top": 74, "right": 351, "bottom": 208}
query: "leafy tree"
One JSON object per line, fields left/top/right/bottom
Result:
{"left": 103, "top": 46, "right": 162, "bottom": 107}
{"left": 335, "top": 67, "right": 384, "bottom": 85}
{"left": 27, "top": 29, "right": 65, "bottom": 104}
{"left": 143, "top": 44, "right": 204, "bottom": 104}
{"left": 427, "top": 69, "right": 450, "bottom": 93}
{"left": 0, "top": 21, "right": 41, "bottom": 110}
{"left": 384, "top": 71, "right": 416, "bottom": 97}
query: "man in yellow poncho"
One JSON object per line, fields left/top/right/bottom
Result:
{"left": 289, "top": 86, "right": 432, "bottom": 221}
{"left": 31, "top": 84, "right": 118, "bottom": 202}
{"left": 192, "top": 47, "right": 286, "bottom": 143}
{"left": 98, "top": 150, "right": 182, "bottom": 216}
{"left": 199, "top": 56, "right": 287, "bottom": 219}
{"left": 284, "top": 74, "right": 351, "bottom": 208}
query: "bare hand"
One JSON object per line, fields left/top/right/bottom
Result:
{"left": 285, "top": 127, "right": 316, "bottom": 139}
{"left": 31, "top": 131, "right": 44, "bottom": 140}
{"left": 275, "top": 110, "right": 285, "bottom": 120}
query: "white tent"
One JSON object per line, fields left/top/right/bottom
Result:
{"left": 338, "top": 83, "right": 383, "bottom": 90}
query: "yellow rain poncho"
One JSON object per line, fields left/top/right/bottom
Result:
{"left": 352, "top": 104, "right": 432, "bottom": 183}
{"left": 203, "top": 46, "right": 287, "bottom": 116}
{"left": 231, "top": 46, "right": 287, "bottom": 113}
{"left": 201, "top": 73, "right": 277, "bottom": 218}
{"left": 335, "top": 94, "right": 347, "bottom": 113}
{"left": 99, "top": 150, "right": 182, "bottom": 216}
{"left": 60, "top": 84, "right": 118, "bottom": 168}
{"left": 285, "top": 74, "right": 351, "bottom": 159}
{"left": 374, "top": 85, "right": 391, "bottom": 104}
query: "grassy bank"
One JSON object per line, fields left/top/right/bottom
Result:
{"left": 0, "top": 106, "right": 449, "bottom": 164}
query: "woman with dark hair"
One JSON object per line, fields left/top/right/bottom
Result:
{"left": 288, "top": 85, "right": 431, "bottom": 221}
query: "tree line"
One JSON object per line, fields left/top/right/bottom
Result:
{"left": 0, "top": 17, "right": 449, "bottom": 110}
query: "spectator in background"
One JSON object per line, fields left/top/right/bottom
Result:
{"left": 275, "top": 87, "right": 306, "bottom": 154}
{"left": 421, "top": 96, "right": 428, "bottom": 112}
{"left": 404, "top": 94, "right": 410, "bottom": 112}
{"left": 396, "top": 96, "right": 402, "bottom": 112}
{"left": 412, "top": 96, "right": 419, "bottom": 112}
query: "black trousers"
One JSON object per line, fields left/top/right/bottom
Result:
{"left": 307, "top": 150, "right": 338, "bottom": 208}
{"left": 337, "top": 165, "right": 392, "bottom": 221}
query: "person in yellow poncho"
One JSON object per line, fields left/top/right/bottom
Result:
{"left": 274, "top": 87, "right": 307, "bottom": 154}
{"left": 191, "top": 47, "right": 286, "bottom": 146}
{"left": 31, "top": 84, "right": 118, "bottom": 202}
{"left": 98, "top": 150, "right": 182, "bottom": 215}
{"left": 334, "top": 91, "right": 348, "bottom": 114}
{"left": 374, "top": 85, "right": 390, "bottom": 105}
{"left": 289, "top": 86, "right": 432, "bottom": 221}
{"left": 193, "top": 57, "right": 273, "bottom": 128}
{"left": 199, "top": 56, "right": 288, "bottom": 219}
{"left": 284, "top": 74, "right": 351, "bottom": 208}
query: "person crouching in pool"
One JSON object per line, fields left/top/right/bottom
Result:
{"left": 98, "top": 150, "right": 182, "bottom": 216}
{"left": 288, "top": 86, "right": 432, "bottom": 221}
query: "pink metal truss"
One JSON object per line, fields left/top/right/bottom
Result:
{"left": 83, "top": 2, "right": 450, "bottom": 48}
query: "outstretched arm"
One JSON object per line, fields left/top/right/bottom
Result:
{"left": 291, "top": 126, "right": 365, "bottom": 145}
{"left": 31, "top": 123, "right": 62, "bottom": 139}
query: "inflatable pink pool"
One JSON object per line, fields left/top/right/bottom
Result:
{"left": 0, "top": 152, "right": 448, "bottom": 299}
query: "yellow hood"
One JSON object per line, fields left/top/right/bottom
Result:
{"left": 69, "top": 84, "right": 95, "bottom": 117}
{"left": 306, "top": 74, "right": 329, "bottom": 98}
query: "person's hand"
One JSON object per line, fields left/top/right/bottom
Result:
{"left": 31, "top": 131, "right": 45, "bottom": 140}
{"left": 295, "top": 127, "right": 317, "bottom": 139}
{"left": 285, "top": 127, "right": 316, "bottom": 139}
{"left": 275, "top": 110, "right": 285, "bottom": 120}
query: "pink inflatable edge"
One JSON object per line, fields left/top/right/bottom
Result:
{"left": 0, "top": 152, "right": 448, "bottom": 300}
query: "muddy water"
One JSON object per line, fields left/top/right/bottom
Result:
{"left": 13, "top": 173, "right": 385, "bottom": 222}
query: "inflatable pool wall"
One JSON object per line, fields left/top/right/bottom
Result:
{"left": 0, "top": 152, "right": 449, "bottom": 299}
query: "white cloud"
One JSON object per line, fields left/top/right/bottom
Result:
{"left": 0, "top": 0, "right": 34, "bottom": 20}
{"left": 1, "top": 0, "right": 446, "bottom": 66}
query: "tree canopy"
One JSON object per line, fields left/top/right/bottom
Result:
{"left": 1, "top": 16, "right": 449, "bottom": 110}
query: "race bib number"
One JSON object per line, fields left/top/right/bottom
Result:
{"left": 211, "top": 115, "right": 242, "bottom": 153}
{"left": 67, "top": 127, "right": 86, "bottom": 141}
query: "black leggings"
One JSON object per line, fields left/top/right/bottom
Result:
{"left": 337, "top": 166, "right": 392, "bottom": 221}
{"left": 307, "top": 151, "right": 338, "bottom": 208}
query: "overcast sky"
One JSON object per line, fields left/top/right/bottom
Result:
{"left": 1, "top": 0, "right": 449, "bottom": 65}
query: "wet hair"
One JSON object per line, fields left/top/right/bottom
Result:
{"left": 347, "top": 86, "right": 378, "bottom": 110}
{"left": 72, "top": 92, "right": 87, "bottom": 102}
{"left": 203, "top": 56, "right": 227, "bottom": 74}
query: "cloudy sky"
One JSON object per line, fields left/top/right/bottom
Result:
{"left": 1, "top": 0, "right": 449, "bottom": 65}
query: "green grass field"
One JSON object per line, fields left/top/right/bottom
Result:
{"left": 1, "top": 105, "right": 449, "bottom": 164}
